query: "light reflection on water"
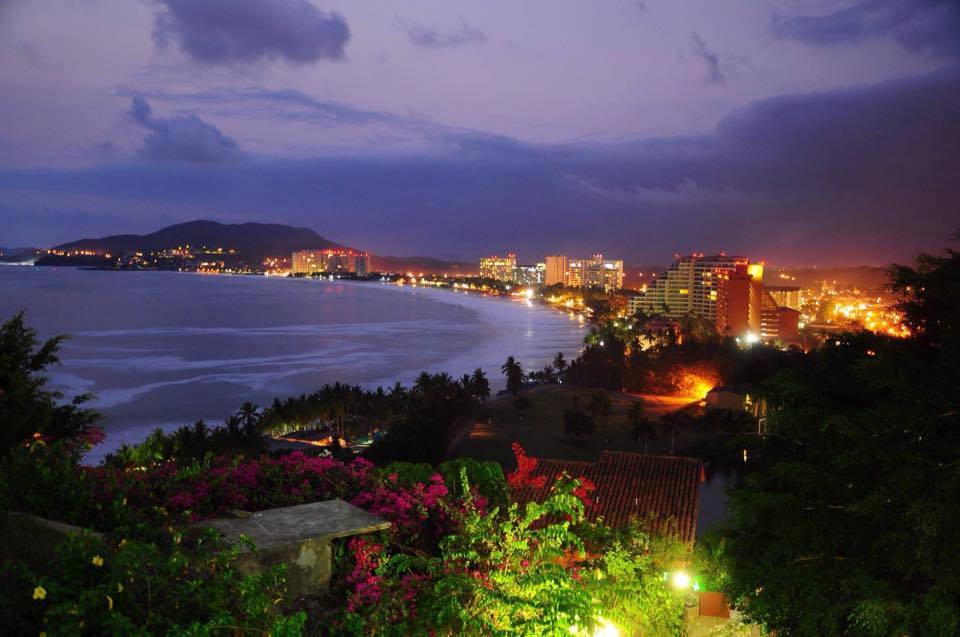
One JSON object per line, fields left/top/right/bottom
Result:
{"left": 0, "top": 267, "right": 586, "bottom": 458}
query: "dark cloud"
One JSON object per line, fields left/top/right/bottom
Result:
{"left": 691, "top": 32, "right": 725, "bottom": 83}
{"left": 6, "top": 67, "right": 959, "bottom": 264}
{"left": 399, "top": 20, "right": 487, "bottom": 48}
{"left": 772, "top": 0, "right": 960, "bottom": 59}
{"left": 152, "top": 0, "right": 350, "bottom": 65}
{"left": 129, "top": 96, "right": 240, "bottom": 163}
{"left": 114, "top": 86, "right": 524, "bottom": 148}
{"left": 118, "top": 87, "right": 410, "bottom": 127}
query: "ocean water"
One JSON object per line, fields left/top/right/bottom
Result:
{"left": 0, "top": 267, "right": 586, "bottom": 457}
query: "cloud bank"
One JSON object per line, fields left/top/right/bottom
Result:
{"left": 772, "top": 0, "right": 960, "bottom": 60}
{"left": 130, "top": 96, "right": 240, "bottom": 163}
{"left": 152, "top": 0, "right": 350, "bottom": 65}
{"left": 4, "top": 66, "right": 959, "bottom": 263}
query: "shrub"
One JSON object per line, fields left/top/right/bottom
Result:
{"left": 0, "top": 528, "right": 304, "bottom": 636}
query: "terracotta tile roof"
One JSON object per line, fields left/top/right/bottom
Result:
{"left": 512, "top": 451, "right": 705, "bottom": 543}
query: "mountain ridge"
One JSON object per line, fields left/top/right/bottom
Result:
{"left": 52, "top": 220, "right": 471, "bottom": 273}
{"left": 55, "top": 220, "right": 346, "bottom": 261}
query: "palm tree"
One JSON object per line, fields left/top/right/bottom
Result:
{"left": 174, "top": 420, "right": 210, "bottom": 460}
{"left": 501, "top": 356, "right": 524, "bottom": 396}
{"left": 224, "top": 413, "right": 242, "bottom": 439}
{"left": 471, "top": 368, "right": 490, "bottom": 402}
{"left": 387, "top": 382, "right": 407, "bottom": 414}
{"left": 542, "top": 364, "right": 555, "bottom": 383}
{"left": 657, "top": 411, "right": 690, "bottom": 455}
{"left": 413, "top": 371, "right": 435, "bottom": 396}
{"left": 587, "top": 391, "right": 612, "bottom": 429}
{"left": 553, "top": 352, "right": 568, "bottom": 381}
{"left": 627, "top": 401, "right": 654, "bottom": 453}
{"left": 238, "top": 401, "right": 259, "bottom": 426}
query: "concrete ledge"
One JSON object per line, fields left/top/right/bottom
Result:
{"left": 204, "top": 499, "right": 390, "bottom": 597}
{"left": 5, "top": 511, "right": 104, "bottom": 540}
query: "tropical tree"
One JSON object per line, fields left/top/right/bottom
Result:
{"left": 553, "top": 352, "right": 568, "bottom": 381}
{"left": 722, "top": 238, "right": 960, "bottom": 635}
{"left": 172, "top": 420, "right": 211, "bottom": 461}
{"left": 0, "top": 312, "right": 100, "bottom": 457}
{"left": 501, "top": 356, "right": 525, "bottom": 396}
{"left": 563, "top": 397, "right": 595, "bottom": 436}
{"left": 470, "top": 368, "right": 490, "bottom": 402}
{"left": 459, "top": 373, "right": 475, "bottom": 399}
{"left": 627, "top": 401, "right": 654, "bottom": 453}
{"left": 387, "top": 381, "right": 408, "bottom": 414}
{"left": 656, "top": 412, "right": 689, "bottom": 455}
{"left": 587, "top": 391, "right": 612, "bottom": 440}
{"left": 541, "top": 364, "right": 555, "bottom": 383}
{"left": 889, "top": 231, "right": 960, "bottom": 356}
{"left": 678, "top": 312, "right": 717, "bottom": 343}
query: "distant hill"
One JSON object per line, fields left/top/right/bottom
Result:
{"left": 48, "top": 220, "right": 472, "bottom": 273}
{"left": 54, "top": 220, "right": 346, "bottom": 261}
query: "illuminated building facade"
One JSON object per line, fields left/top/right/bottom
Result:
{"left": 713, "top": 262, "right": 800, "bottom": 343}
{"left": 635, "top": 254, "right": 746, "bottom": 320}
{"left": 774, "top": 307, "right": 801, "bottom": 342}
{"left": 766, "top": 285, "right": 802, "bottom": 310}
{"left": 544, "top": 255, "right": 569, "bottom": 286}
{"left": 715, "top": 263, "right": 755, "bottom": 336}
{"left": 567, "top": 254, "right": 624, "bottom": 290}
{"left": 638, "top": 254, "right": 801, "bottom": 344}
{"left": 513, "top": 262, "right": 545, "bottom": 285}
{"left": 479, "top": 254, "right": 517, "bottom": 281}
{"left": 292, "top": 250, "right": 370, "bottom": 275}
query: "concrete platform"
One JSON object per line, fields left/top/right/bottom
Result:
{"left": 205, "top": 499, "right": 390, "bottom": 597}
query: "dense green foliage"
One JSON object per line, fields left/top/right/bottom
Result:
{"left": 340, "top": 470, "right": 687, "bottom": 636}
{"left": 363, "top": 371, "right": 485, "bottom": 465}
{"left": 381, "top": 457, "right": 510, "bottom": 511}
{"left": 569, "top": 311, "right": 804, "bottom": 393}
{"left": 106, "top": 403, "right": 268, "bottom": 466}
{"left": 0, "top": 529, "right": 304, "bottom": 636}
{"left": 0, "top": 312, "right": 100, "bottom": 458}
{"left": 562, "top": 397, "right": 595, "bottom": 436}
{"left": 722, "top": 239, "right": 960, "bottom": 636}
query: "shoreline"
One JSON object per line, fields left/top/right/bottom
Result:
{"left": 2, "top": 267, "right": 587, "bottom": 462}
{"left": 34, "top": 261, "right": 598, "bottom": 323}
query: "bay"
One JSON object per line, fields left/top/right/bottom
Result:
{"left": 0, "top": 267, "right": 586, "bottom": 458}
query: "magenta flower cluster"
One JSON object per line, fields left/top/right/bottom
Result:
{"left": 87, "top": 452, "right": 479, "bottom": 550}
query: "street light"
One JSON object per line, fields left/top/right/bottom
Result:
{"left": 671, "top": 570, "right": 692, "bottom": 590}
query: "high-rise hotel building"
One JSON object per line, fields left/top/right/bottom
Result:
{"left": 631, "top": 254, "right": 800, "bottom": 343}
{"left": 292, "top": 250, "right": 370, "bottom": 275}
{"left": 481, "top": 252, "right": 623, "bottom": 289}
{"left": 479, "top": 254, "right": 517, "bottom": 281}
{"left": 566, "top": 254, "right": 624, "bottom": 291}
{"left": 630, "top": 254, "right": 747, "bottom": 321}
{"left": 513, "top": 263, "right": 546, "bottom": 285}
{"left": 544, "top": 255, "right": 569, "bottom": 286}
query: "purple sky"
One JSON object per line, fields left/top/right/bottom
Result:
{"left": 1, "top": 0, "right": 958, "bottom": 265}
